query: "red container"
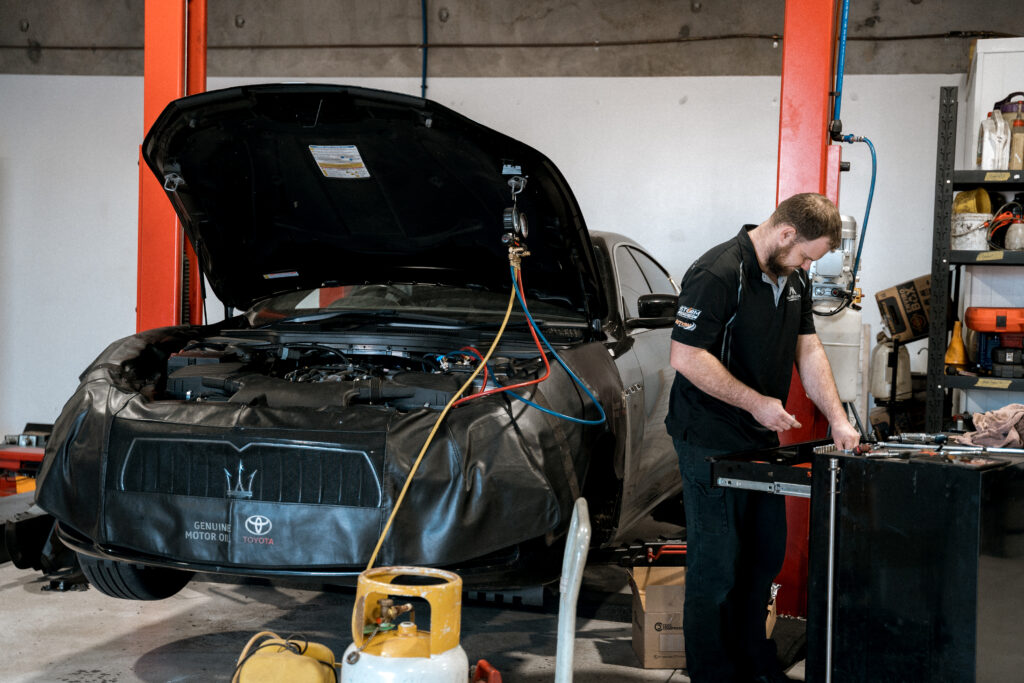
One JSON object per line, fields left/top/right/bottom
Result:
{"left": 965, "top": 307, "right": 1024, "bottom": 333}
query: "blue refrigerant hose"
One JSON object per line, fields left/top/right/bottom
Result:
{"left": 507, "top": 266, "right": 606, "bottom": 425}
{"left": 441, "top": 268, "right": 608, "bottom": 425}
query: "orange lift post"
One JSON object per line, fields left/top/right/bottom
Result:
{"left": 773, "top": 0, "right": 844, "bottom": 618}
{"left": 137, "top": 0, "right": 206, "bottom": 332}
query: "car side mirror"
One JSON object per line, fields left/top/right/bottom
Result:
{"left": 625, "top": 293, "right": 677, "bottom": 329}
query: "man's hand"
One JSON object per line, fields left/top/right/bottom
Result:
{"left": 750, "top": 395, "right": 803, "bottom": 433}
{"left": 831, "top": 418, "right": 860, "bottom": 451}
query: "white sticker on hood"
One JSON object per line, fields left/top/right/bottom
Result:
{"left": 309, "top": 145, "right": 371, "bottom": 179}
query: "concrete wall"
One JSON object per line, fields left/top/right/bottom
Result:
{"left": 1, "top": 0, "right": 1019, "bottom": 77}
{"left": 0, "top": 71, "right": 960, "bottom": 434}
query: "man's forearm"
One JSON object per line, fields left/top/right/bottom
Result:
{"left": 670, "top": 342, "right": 761, "bottom": 412}
{"left": 794, "top": 334, "right": 847, "bottom": 424}
{"left": 669, "top": 341, "right": 801, "bottom": 433}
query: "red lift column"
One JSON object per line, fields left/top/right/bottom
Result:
{"left": 773, "top": 0, "right": 842, "bottom": 618}
{"left": 137, "top": 0, "right": 207, "bottom": 332}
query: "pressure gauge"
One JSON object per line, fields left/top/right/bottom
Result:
{"left": 503, "top": 206, "right": 528, "bottom": 237}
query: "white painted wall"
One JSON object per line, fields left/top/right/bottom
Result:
{"left": 0, "top": 72, "right": 961, "bottom": 434}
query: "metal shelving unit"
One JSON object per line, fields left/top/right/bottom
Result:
{"left": 926, "top": 87, "right": 1024, "bottom": 431}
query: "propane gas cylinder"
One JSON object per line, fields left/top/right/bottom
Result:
{"left": 341, "top": 566, "right": 468, "bottom": 683}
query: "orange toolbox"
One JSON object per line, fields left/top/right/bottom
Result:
{"left": 964, "top": 307, "right": 1024, "bottom": 333}
{"left": 0, "top": 445, "right": 44, "bottom": 497}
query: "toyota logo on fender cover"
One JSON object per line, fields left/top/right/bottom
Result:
{"left": 244, "top": 515, "right": 272, "bottom": 536}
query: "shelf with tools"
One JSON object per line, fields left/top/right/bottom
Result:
{"left": 949, "top": 249, "right": 1024, "bottom": 265}
{"left": 938, "top": 375, "right": 1024, "bottom": 392}
{"left": 926, "top": 86, "right": 1024, "bottom": 431}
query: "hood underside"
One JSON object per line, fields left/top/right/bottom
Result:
{"left": 141, "top": 83, "right": 604, "bottom": 318}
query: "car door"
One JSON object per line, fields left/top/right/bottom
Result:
{"left": 610, "top": 245, "right": 682, "bottom": 535}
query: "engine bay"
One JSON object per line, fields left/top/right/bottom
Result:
{"left": 156, "top": 334, "right": 546, "bottom": 411}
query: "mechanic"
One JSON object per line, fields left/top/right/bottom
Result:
{"left": 665, "top": 192, "right": 860, "bottom": 683}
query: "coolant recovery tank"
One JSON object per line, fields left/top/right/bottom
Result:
{"left": 869, "top": 338, "right": 912, "bottom": 402}
{"left": 816, "top": 307, "right": 862, "bottom": 403}
{"left": 342, "top": 566, "right": 469, "bottom": 683}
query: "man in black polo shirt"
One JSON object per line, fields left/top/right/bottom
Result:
{"left": 666, "top": 192, "right": 860, "bottom": 683}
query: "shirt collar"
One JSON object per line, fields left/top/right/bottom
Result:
{"left": 737, "top": 226, "right": 764, "bottom": 280}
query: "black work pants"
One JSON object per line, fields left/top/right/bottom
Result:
{"left": 674, "top": 438, "right": 788, "bottom": 683}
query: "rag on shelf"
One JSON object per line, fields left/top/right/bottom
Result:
{"left": 954, "top": 403, "right": 1024, "bottom": 447}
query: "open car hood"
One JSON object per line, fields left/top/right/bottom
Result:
{"left": 142, "top": 83, "right": 605, "bottom": 319}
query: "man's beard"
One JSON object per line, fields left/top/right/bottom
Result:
{"left": 766, "top": 244, "right": 796, "bottom": 278}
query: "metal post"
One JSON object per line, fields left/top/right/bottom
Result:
{"left": 926, "top": 87, "right": 959, "bottom": 431}
{"left": 825, "top": 457, "right": 840, "bottom": 683}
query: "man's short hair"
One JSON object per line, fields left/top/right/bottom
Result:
{"left": 769, "top": 193, "right": 841, "bottom": 250}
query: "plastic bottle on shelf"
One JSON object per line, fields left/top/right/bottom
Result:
{"left": 995, "top": 111, "right": 1011, "bottom": 168}
{"left": 978, "top": 111, "right": 1011, "bottom": 170}
{"left": 1010, "top": 117, "right": 1024, "bottom": 171}
{"left": 945, "top": 321, "right": 968, "bottom": 370}
{"left": 979, "top": 111, "right": 1011, "bottom": 170}
{"left": 978, "top": 112, "right": 996, "bottom": 169}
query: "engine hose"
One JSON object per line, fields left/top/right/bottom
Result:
{"left": 364, "top": 269, "right": 519, "bottom": 571}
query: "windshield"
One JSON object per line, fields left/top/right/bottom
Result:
{"left": 246, "top": 283, "right": 588, "bottom": 328}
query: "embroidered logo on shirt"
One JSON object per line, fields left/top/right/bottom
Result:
{"left": 786, "top": 286, "right": 801, "bottom": 303}
{"left": 675, "top": 320, "right": 697, "bottom": 331}
{"left": 676, "top": 305, "right": 702, "bottom": 321}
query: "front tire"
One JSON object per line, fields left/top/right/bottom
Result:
{"left": 77, "top": 554, "right": 193, "bottom": 600}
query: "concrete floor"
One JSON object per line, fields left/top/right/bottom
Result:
{"left": 0, "top": 490, "right": 805, "bottom": 682}
{"left": 0, "top": 560, "right": 806, "bottom": 682}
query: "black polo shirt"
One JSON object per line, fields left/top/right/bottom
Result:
{"left": 665, "top": 226, "right": 815, "bottom": 451}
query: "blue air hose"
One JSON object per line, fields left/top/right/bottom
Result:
{"left": 841, "top": 134, "right": 876, "bottom": 285}
{"left": 833, "top": 0, "right": 851, "bottom": 126}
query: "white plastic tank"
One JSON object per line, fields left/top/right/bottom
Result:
{"left": 869, "top": 339, "right": 912, "bottom": 402}
{"left": 342, "top": 636, "right": 468, "bottom": 683}
{"left": 816, "top": 307, "right": 862, "bottom": 403}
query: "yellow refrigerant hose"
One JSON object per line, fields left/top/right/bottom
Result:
{"left": 364, "top": 257, "right": 522, "bottom": 571}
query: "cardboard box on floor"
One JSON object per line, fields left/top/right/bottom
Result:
{"left": 629, "top": 566, "right": 687, "bottom": 669}
{"left": 628, "top": 566, "right": 778, "bottom": 670}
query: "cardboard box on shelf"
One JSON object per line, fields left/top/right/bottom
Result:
{"left": 875, "top": 275, "right": 931, "bottom": 343}
{"left": 629, "top": 566, "right": 686, "bottom": 669}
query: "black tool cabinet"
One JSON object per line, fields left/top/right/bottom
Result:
{"left": 709, "top": 441, "right": 1024, "bottom": 681}
{"left": 926, "top": 85, "right": 1024, "bottom": 432}
{"left": 804, "top": 450, "right": 1024, "bottom": 682}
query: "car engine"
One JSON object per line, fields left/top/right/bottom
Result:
{"left": 156, "top": 336, "right": 541, "bottom": 412}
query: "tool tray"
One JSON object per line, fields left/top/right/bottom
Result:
{"left": 708, "top": 440, "right": 828, "bottom": 498}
